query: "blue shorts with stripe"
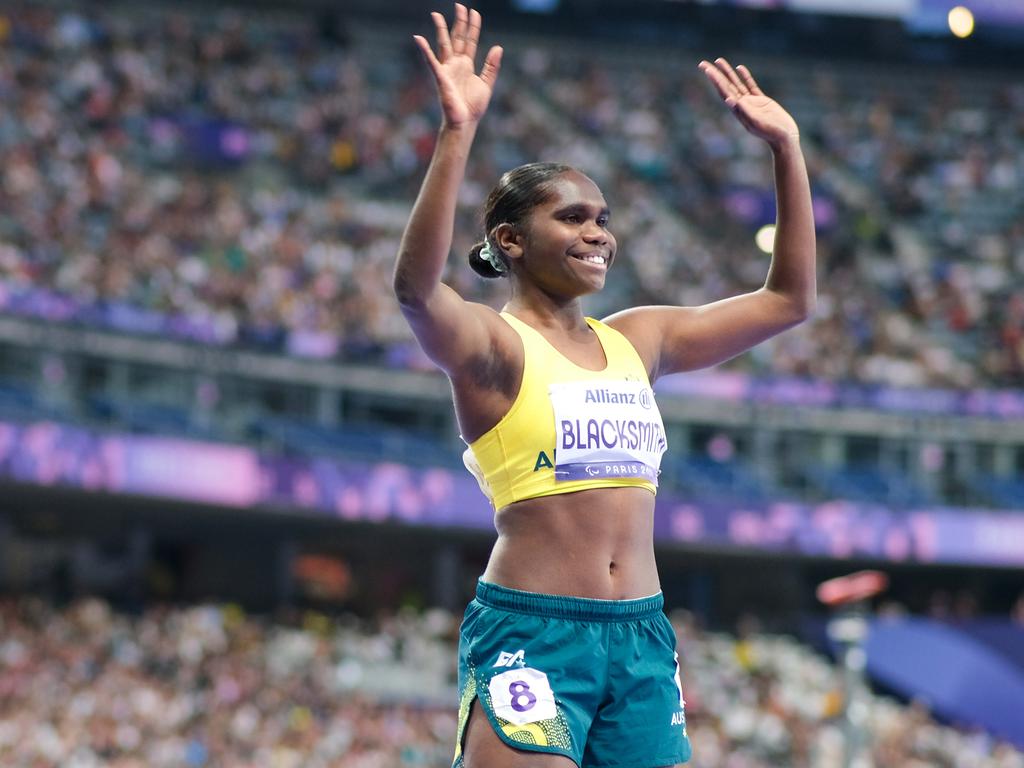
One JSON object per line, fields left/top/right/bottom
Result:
{"left": 453, "top": 580, "right": 692, "bottom": 768}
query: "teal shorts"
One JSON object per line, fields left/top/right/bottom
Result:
{"left": 453, "top": 581, "right": 692, "bottom": 768}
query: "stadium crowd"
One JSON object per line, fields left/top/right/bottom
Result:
{"left": 1, "top": 7, "right": 1021, "bottom": 767}
{"left": 0, "top": 596, "right": 1021, "bottom": 768}
{"left": 1, "top": 6, "right": 1022, "bottom": 387}
{"left": 0, "top": 596, "right": 458, "bottom": 768}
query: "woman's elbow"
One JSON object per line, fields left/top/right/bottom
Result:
{"left": 775, "top": 290, "right": 815, "bottom": 327}
{"left": 765, "top": 287, "right": 816, "bottom": 326}
{"left": 392, "top": 266, "right": 425, "bottom": 309}
{"left": 796, "top": 292, "right": 817, "bottom": 323}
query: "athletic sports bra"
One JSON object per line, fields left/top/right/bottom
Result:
{"left": 464, "top": 312, "right": 667, "bottom": 510}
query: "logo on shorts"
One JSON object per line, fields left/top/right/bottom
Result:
{"left": 494, "top": 649, "right": 526, "bottom": 667}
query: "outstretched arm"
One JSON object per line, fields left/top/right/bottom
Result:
{"left": 393, "top": 4, "right": 504, "bottom": 375}
{"left": 607, "top": 59, "right": 816, "bottom": 381}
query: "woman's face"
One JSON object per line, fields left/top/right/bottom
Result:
{"left": 516, "top": 170, "right": 617, "bottom": 297}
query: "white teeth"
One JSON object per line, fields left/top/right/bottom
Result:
{"left": 581, "top": 255, "right": 605, "bottom": 264}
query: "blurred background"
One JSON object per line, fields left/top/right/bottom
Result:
{"left": 0, "top": 0, "right": 1022, "bottom": 765}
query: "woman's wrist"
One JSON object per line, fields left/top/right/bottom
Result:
{"left": 434, "top": 121, "right": 479, "bottom": 159}
{"left": 768, "top": 132, "right": 802, "bottom": 155}
{"left": 440, "top": 119, "right": 481, "bottom": 137}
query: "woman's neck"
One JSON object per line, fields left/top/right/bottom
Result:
{"left": 504, "top": 289, "right": 587, "bottom": 332}
{"left": 505, "top": 302, "right": 588, "bottom": 331}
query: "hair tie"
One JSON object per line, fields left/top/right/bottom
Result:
{"left": 479, "top": 240, "right": 508, "bottom": 274}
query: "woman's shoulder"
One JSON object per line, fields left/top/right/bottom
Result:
{"left": 597, "top": 307, "right": 663, "bottom": 381}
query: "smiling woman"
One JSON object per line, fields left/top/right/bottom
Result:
{"left": 393, "top": 4, "right": 816, "bottom": 767}
{"left": 511, "top": 171, "right": 615, "bottom": 284}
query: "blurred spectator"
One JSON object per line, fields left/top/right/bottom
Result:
{"left": 0, "top": 597, "right": 458, "bottom": 767}
{"left": 0, "top": 5, "right": 1021, "bottom": 389}
{"left": 0, "top": 596, "right": 1020, "bottom": 767}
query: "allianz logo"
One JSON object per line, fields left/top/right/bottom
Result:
{"left": 584, "top": 388, "right": 653, "bottom": 409}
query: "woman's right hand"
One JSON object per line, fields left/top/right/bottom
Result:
{"left": 414, "top": 4, "right": 503, "bottom": 128}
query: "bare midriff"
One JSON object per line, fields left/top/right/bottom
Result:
{"left": 481, "top": 486, "right": 660, "bottom": 600}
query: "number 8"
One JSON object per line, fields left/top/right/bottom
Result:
{"left": 508, "top": 680, "right": 537, "bottom": 712}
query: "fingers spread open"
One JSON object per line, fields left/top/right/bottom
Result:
{"left": 413, "top": 34, "right": 443, "bottom": 77}
{"left": 714, "top": 58, "right": 749, "bottom": 95}
{"left": 736, "top": 65, "right": 763, "bottom": 96}
{"left": 451, "top": 3, "right": 469, "bottom": 55}
{"left": 431, "top": 11, "right": 453, "bottom": 59}
{"left": 699, "top": 60, "right": 737, "bottom": 103}
{"left": 480, "top": 45, "right": 503, "bottom": 87}
{"left": 464, "top": 8, "right": 482, "bottom": 60}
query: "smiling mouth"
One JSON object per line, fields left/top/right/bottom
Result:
{"left": 570, "top": 253, "right": 609, "bottom": 267}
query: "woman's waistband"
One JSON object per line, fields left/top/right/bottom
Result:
{"left": 475, "top": 580, "right": 663, "bottom": 622}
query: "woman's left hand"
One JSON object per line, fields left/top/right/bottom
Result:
{"left": 700, "top": 58, "right": 799, "bottom": 149}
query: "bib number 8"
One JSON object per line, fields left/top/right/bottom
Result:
{"left": 508, "top": 681, "right": 537, "bottom": 712}
{"left": 489, "top": 667, "right": 556, "bottom": 725}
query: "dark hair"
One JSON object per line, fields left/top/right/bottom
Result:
{"left": 468, "top": 162, "right": 574, "bottom": 279}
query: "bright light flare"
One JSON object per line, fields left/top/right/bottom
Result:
{"left": 755, "top": 224, "right": 776, "bottom": 255}
{"left": 948, "top": 6, "right": 975, "bottom": 38}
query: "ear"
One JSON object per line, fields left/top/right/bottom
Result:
{"left": 492, "top": 223, "right": 523, "bottom": 261}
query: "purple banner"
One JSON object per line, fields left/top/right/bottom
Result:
{"left": 655, "top": 370, "right": 1024, "bottom": 420}
{"left": 654, "top": 499, "right": 1024, "bottom": 567}
{"left": 0, "top": 420, "right": 487, "bottom": 526}
{"left": 2, "top": 417, "right": 1024, "bottom": 569}
{"left": 2, "top": 419, "right": 1024, "bottom": 567}
{"left": 3, "top": 287, "right": 1024, "bottom": 418}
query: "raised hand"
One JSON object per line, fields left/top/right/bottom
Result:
{"left": 699, "top": 58, "right": 799, "bottom": 149}
{"left": 414, "top": 4, "right": 503, "bottom": 128}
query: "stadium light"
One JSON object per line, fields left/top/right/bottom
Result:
{"left": 755, "top": 224, "right": 776, "bottom": 254}
{"left": 948, "top": 5, "right": 975, "bottom": 37}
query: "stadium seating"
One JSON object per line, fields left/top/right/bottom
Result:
{"left": 0, "top": 597, "right": 1020, "bottom": 767}
{"left": 1, "top": 6, "right": 1021, "bottom": 388}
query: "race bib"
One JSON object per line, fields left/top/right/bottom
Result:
{"left": 488, "top": 667, "right": 557, "bottom": 725}
{"left": 549, "top": 380, "right": 667, "bottom": 484}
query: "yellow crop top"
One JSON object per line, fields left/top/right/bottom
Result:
{"left": 464, "top": 312, "right": 667, "bottom": 510}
